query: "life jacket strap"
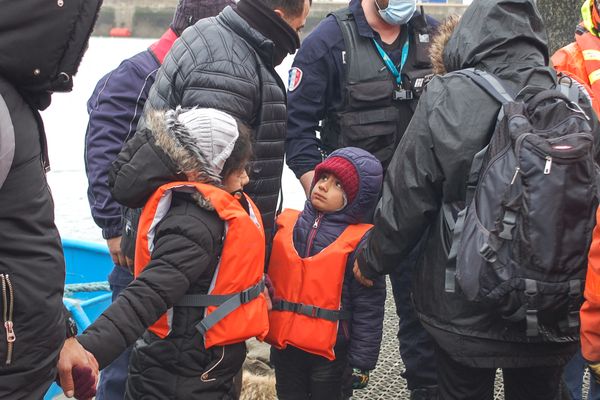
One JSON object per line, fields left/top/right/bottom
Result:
{"left": 272, "top": 299, "right": 351, "bottom": 321}
{"left": 175, "top": 279, "right": 265, "bottom": 335}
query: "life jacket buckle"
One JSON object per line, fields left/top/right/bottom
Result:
{"left": 239, "top": 279, "right": 265, "bottom": 304}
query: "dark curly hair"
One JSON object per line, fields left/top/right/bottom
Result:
{"left": 221, "top": 120, "right": 253, "bottom": 179}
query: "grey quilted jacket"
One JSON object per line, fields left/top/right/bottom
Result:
{"left": 142, "top": 6, "right": 287, "bottom": 241}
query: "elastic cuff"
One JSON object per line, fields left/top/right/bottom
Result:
{"left": 356, "top": 249, "right": 380, "bottom": 281}
{"left": 102, "top": 224, "right": 123, "bottom": 240}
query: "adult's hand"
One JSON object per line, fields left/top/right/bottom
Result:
{"left": 299, "top": 170, "right": 315, "bottom": 197}
{"left": 107, "top": 236, "right": 133, "bottom": 270}
{"left": 353, "top": 260, "right": 374, "bottom": 288}
{"left": 57, "top": 338, "right": 99, "bottom": 399}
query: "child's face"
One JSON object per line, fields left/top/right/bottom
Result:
{"left": 310, "top": 173, "right": 346, "bottom": 213}
{"left": 222, "top": 168, "right": 250, "bottom": 193}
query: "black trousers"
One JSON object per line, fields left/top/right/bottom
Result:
{"left": 436, "top": 345, "right": 565, "bottom": 400}
{"left": 270, "top": 345, "right": 351, "bottom": 400}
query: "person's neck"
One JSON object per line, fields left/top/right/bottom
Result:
{"left": 362, "top": 0, "right": 401, "bottom": 44}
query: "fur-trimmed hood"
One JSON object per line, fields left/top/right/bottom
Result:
{"left": 429, "top": 14, "right": 461, "bottom": 76}
{"left": 430, "top": 0, "right": 549, "bottom": 78}
{"left": 148, "top": 108, "right": 233, "bottom": 186}
{"left": 443, "top": 0, "right": 548, "bottom": 75}
{"left": 110, "top": 109, "right": 226, "bottom": 210}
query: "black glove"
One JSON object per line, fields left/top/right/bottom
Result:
{"left": 351, "top": 368, "right": 370, "bottom": 389}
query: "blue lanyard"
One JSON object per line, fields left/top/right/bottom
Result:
{"left": 372, "top": 38, "right": 409, "bottom": 86}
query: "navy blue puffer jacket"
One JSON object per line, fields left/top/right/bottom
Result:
{"left": 292, "top": 147, "right": 386, "bottom": 370}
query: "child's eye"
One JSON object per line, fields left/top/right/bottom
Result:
{"left": 335, "top": 181, "right": 342, "bottom": 188}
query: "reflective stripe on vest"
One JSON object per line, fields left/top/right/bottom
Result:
{"left": 265, "top": 209, "right": 371, "bottom": 360}
{"left": 134, "top": 181, "right": 269, "bottom": 349}
{"left": 576, "top": 26, "right": 600, "bottom": 89}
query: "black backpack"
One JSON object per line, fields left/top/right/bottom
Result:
{"left": 444, "top": 69, "right": 600, "bottom": 337}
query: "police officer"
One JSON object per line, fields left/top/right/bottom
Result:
{"left": 285, "top": 0, "right": 438, "bottom": 398}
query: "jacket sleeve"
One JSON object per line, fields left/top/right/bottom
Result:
{"left": 285, "top": 24, "right": 340, "bottom": 178}
{"left": 346, "top": 233, "right": 386, "bottom": 370}
{"left": 582, "top": 208, "right": 600, "bottom": 363}
{"left": 77, "top": 211, "right": 219, "bottom": 369}
{"left": 357, "top": 85, "right": 445, "bottom": 280}
{"left": 84, "top": 59, "right": 155, "bottom": 239}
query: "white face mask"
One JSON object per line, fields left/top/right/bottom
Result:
{"left": 375, "top": 0, "right": 416, "bottom": 26}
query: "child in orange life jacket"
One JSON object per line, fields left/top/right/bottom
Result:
{"left": 266, "top": 147, "right": 386, "bottom": 400}
{"left": 60, "top": 107, "right": 270, "bottom": 400}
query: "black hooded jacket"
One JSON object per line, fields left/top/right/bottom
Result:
{"left": 78, "top": 111, "right": 247, "bottom": 400}
{"left": 358, "top": 0, "right": 600, "bottom": 368}
{"left": 0, "top": 1, "right": 101, "bottom": 397}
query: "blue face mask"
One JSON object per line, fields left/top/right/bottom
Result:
{"left": 376, "top": 0, "right": 416, "bottom": 26}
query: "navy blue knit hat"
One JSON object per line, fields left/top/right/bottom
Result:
{"left": 171, "top": 0, "right": 235, "bottom": 36}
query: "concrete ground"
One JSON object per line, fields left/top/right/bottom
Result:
{"left": 53, "top": 279, "right": 589, "bottom": 399}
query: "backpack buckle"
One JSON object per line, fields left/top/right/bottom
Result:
{"left": 498, "top": 209, "right": 517, "bottom": 240}
{"left": 479, "top": 243, "right": 497, "bottom": 263}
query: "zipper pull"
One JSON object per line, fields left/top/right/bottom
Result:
{"left": 4, "top": 321, "right": 15, "bottom": 343}
{"left": 510, "top": 167, "right": 521, "bottom": 185}
{"left": 313, "top": 213, "right": 322, "bottom": 229}
{"left": 544, "top": 156, "right": 552, "bottom": 175}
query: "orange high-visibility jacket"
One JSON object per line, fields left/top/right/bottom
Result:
{"left": 135, "top": 181, "right": 269, "bottom": 349}
{"left": 265, "top": 209, "right": 371, "bottom": 360}
{"left": 552, "top": 25, "right": 600, "bottom": 117}
{"left": 582, "top": 207, "right": 600, "bottom": 362}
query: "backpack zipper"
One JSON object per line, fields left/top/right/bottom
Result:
{"left": 1, "top": 274, "right": 15, "bottom": 365}
{"left": 544, "top": 156, "right": 552, "bottom": 175}
{"left": 305, "top": 213, "right": 323, "bottom": 258}
{"left": 516, "top": 132, "right": 592, "bottom": 177}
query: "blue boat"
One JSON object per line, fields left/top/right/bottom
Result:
{"left": 44, "top": 239, "right": 114, "bottom": 400}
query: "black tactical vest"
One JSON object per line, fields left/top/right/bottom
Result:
{"left": 322, "top": 9, "right": 433, "bottom": 169}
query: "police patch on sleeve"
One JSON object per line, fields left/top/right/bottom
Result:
{"left": 288, "top": 67, "right": 303, "bottom": 92}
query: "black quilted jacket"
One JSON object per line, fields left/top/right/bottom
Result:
{"left": 142, "top": 6, "right": 287, "bottom": 242}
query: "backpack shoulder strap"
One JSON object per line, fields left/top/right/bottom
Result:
{"left": 0, "top": 93, "right": 15, "bottom": 190}
{"left": 456, "top": 68, "right": 514, "bottom": 105}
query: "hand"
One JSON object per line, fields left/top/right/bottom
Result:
{"left": 299, "top": 170, "right": 315, "bottom": 197}
{"left": 57, "top": 338, "right": 99, "bottom": 399}
{"left": 589, "top": 362, "right": 600, "bottom": 384}
{"left": 351, "top": 368, "right": 370, "bottom": 389}
{"left": 107, "top": 236, "right": 133, "bottom": 270}
{"left": 70, "top": 366, "right": 97, "bottom": 399}
{"left": 353, "top": 260, "right": 373, "bottom": 288}
{"left": 263, "top": 287, "right": 273, "bottom": 311}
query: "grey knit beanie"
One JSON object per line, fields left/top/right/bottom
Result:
{"left": 164, "top": 107, "right": 239, "bottom": 182}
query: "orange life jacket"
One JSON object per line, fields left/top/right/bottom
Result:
{"left": 135, "top": 181, "right": 269, "bottom": 349}
{"left": 577, "top": 24, "right": 600, "bottom": 100}
{"left": 265, "top": 209, "right": 371, "bottom": 360}
{"left": 582, "top": 207, "right": 600, "bottom": 362}
{"left": 552, "top": 25, "right": 600, "bottom": 117}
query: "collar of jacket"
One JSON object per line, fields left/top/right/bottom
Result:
{"left": 149, "top": 28, "right": 178, "bottom": 64}
{"left": 583, "top": 0, "right": 600, "bottom": 38}
{"left": 218, "top": 6, "right": 277, "bottom": 67}
{"left": 234, "top": 0, "right": 299, "bottom": 65}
